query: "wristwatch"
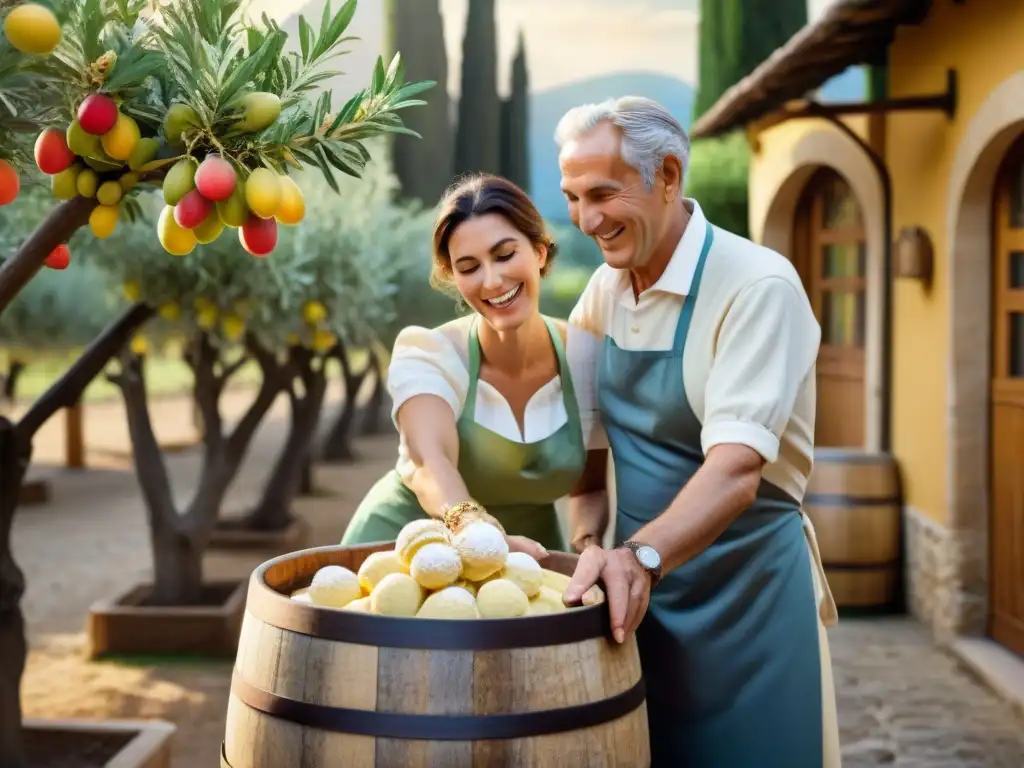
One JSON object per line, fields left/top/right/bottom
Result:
{"left": 622, "top": 540, "right": 662, "bottom": 587}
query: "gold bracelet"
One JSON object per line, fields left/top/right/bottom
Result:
{"left": 441, "top": 500, "right": 486, "bottom": 532}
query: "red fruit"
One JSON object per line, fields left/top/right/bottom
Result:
{"left": 34, "top": 128, "right": 76, "bottom": 175}
{"left": 45, "top": 244, "right": 71, "bottom": 270}
{"left": 174, "top": 189, "right": 214, "bottom": 230}
{"left": 77, "top": 94, "right": 119, "bottom": 136}
{"left": 239, "top": 214, "right": 277, "bottom": 257}
{"left": 194, "top": 155, "right": 237, "bottom": 202}
{"left": 0, "top": 160, "right": 19, "bottom": 206}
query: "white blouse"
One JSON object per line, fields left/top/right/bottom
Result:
{"left": 387, "top": 315, "right": 607, "bottom": 479}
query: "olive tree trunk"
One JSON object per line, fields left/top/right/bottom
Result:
{"left": 319, "top": 339, "right": 368, "bottom": 463}
{"left": 358, "top": 347, "right": 388, "bottom": 436}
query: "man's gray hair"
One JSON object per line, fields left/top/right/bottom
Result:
{"left": 554, "top": 96, "right": 690, "bottom": 189}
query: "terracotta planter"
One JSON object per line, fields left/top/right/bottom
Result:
{"left": 22, "top": 718, "right": 175, "bottom": 767}
{"left": 207, "top": 516, "right": 310, "bottom": 552}
{"left": 86, "top": 579, "right": 246, "bottom": 659}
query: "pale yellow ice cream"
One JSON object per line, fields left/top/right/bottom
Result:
{"left": 342, "top": 596, "right": 372, "bottom": 613}
{"left": 395, "top": 519, "right": 451, "bottom": 566}
{"left": 452, "top": 578, "right": 478, "bottom": 596}
{"left": 476, "top": 578, "right": 529, "bottom": 619}
{"left": 358, "top": 550, "right": 407, "bottom": 594}
{"left": 308, "top": 565, "right": 362, "bottom": 608}
{"left": 500, "top": 552, "right": 543, "bottom": 597}
{"left": 370, "top": 572, "right": 424, "bottom": 617}
{"left": 290, "top": 587, "right": 312, "bottom": 604}
{"left": 409, "top": 542, "right": 462, "bottom": 590}
{"left": 527, "top": 585, "right": 568, "bottom": 615}
{"left": 540, "top": 568, "right": 605, "bottom": 605}
{"left": 417, "top": 586, "right": 480, "bottom": 619}
{"left": 454, "top": 521, "right": 508, "bottom": 581}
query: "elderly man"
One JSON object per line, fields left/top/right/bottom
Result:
{"left": 558, "top": 96, "right": 841, "bottom": 767}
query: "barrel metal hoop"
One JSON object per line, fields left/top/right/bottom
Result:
{"left": 822, "top": 560, "right": 902, "bottom": 571}
{"left": 230, "top": 671, "right": 646, "bottom": 741}
{"left": 247, "top": 578, "right": 613, "bottom": 650}
{"left": 804, "top": 493, "right": 902, "bottom": 508}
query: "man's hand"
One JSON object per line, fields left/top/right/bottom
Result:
{"left": 506, "top": 534, "right": 548, "bottom": 561}
{"left": 563, "top": 546, "right": 651, "bottom": 643}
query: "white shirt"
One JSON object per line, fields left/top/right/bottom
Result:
{"left": 568, "top": 199, "right": 821, "bottom": 502}
{"left": 387, "top": 315, "right": 607, "bottom": 480}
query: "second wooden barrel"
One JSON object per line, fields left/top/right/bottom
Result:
{"left": 223, "top": 542, "right": 649, "bottom": 768}
{"left": 804, "top": 449, "right": 903, "bottom": 608}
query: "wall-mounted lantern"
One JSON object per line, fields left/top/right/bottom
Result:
{"left": 893, "top": 226, "right": 934, "bottom": 288}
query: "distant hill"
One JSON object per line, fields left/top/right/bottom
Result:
{"left": 529, "top": 72, "right": 695, "bottom": 222}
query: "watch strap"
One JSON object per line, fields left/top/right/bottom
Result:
{"left": 622, "top": 540, "right": 662, "bottom": 586}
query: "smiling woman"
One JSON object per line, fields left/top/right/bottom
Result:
{"left": 340, "top": 174, "right": 611, "bottom": 558}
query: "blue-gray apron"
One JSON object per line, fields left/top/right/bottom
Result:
{"left": 599, "top": 221, "right": 824, "bottom": 767}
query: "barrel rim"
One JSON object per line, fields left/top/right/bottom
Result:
{"left": 228, "top": 670, "right": 647, "bottom": 741}
{"left": 247, "top": 544, "right": 614, "bottom": 650}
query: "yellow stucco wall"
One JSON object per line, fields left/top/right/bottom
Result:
{"left": 747, "top": 0, "right": 1024, "bottom": 526}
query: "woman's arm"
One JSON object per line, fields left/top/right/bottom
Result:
{"left": 397, "top": 393, "right": 471, "bottom": 519}
{"left": 568, "top": 448, "right": 609, "bottom": 552}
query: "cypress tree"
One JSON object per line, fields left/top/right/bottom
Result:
{"left": 384, "top": 0, "right": 453, "bottom": 204}
{"left": 694, "top": 0, "right": 808, "bottom": 119}
{"left": 454, "top": 0, "right": 501, "bottom": 177}
{"left": 500, "top": 30, "right": 529, "bottom": 191}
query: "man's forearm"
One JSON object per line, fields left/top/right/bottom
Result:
{"left": 628, "top": 445, "right": 764, "bottom": 573}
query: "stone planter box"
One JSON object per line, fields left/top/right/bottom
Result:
{"left": 207, "top": 515, "right": 310, "bottom": 552}
{"left": 86, "top": 579, "right": 246, "bottom": 659}
{"left": 22, "top": 718, "right": 175, "bottom": 767}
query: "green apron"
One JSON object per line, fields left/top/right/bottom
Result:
{"left": 341, "top": 316, "right": 586, "bottom": 551}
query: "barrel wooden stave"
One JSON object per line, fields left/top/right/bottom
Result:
{"left": 805, "top": 449, "right": 902, "bottom": 608}
{"left": 224, "top": 544, "right": 649, "bottom": 768}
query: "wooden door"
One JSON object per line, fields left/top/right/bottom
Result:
{"left": 990, "top": 136, "right": 1024, "bottom": 657}
{"left": 794, "top": 169, "right": 867, "bottom": 448}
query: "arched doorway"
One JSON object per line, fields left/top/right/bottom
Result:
{"left": 793, "top": 168, "right": 867, "bottom": 448}
{"left": 990, "top": 134, "right": 1024, "bottom": 656}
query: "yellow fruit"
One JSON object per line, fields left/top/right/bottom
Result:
{"left": 244, "top": 168, "right": 280, "bottom": 219}
{"left": 3, "top": 3, "right": 61, "bottom": 55}
{"left": 193, "top": 297, "right": 212, "bottom": 312}
{"left": 216, "top": 179, "right": 248, "bottom": 227}
{"left": 221, "top": 314, "right": 244, "bottom": 342}
{"left": 76, "top": 168, "right": 98, "bottom": 198}
{"left": 158, "top": 302, "right": 181, "bottom": 321}
{"left": 157, "top": 205, "right": 197, "bottom": 256}
{"left": 285, "top": 332, "right": 300, "bottom": 346}
{"left": 130, "top": 335, "right": 149, "bottom": 356}
{"left": 196, "top": 305, "right": 217, "bottom": 330}
{"left": 97, "top": 180, "right": 122, "bottom": 206}
{"left": 193, "top": 213, "right": 224, "bottom": 244}
{"left": 119, "top": 172, "right": 139, "bottom": 191}
{"left": 89, "top": 204, "right": 119, "bottom": 239}
{"left": 311, "top": 328, "right": 336, "bottom": 353}
{"left": 122, "top": 280, "right": 141, "bottom": 302}
{"left": 302, "top": 300, "right": 326, "bottom": 325}
{"left": 100, "top": 112, "right": 140, "bottom": 161}
{"left": 127, "top": 137, "right": 160, "bottom": 171}
{"left": 51, "top": 164, "right": 81, "bottom": 199}
{"left": 233, "top": 299, "right": 252, "bottom": 315}
{"left": 275, "top": 175, "right": 305, "bottom": 225}
{"left": 162, "top": 157, "right": 197, "bottom": 206}
{"left": 66, "top": 120, "right": 102, "bottom": 158}
{"left": 234, "top": 92, "right": 281, "bottom": 133}
{"left": 163, "top": 103, "right": 200, "bottom": 145}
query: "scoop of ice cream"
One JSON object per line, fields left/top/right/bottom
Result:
{"left": 540, "top": 568, "right": 604, "bottom": 606}
{"left": 476, "top": 578, "right": 529, "bottom": 619}
{"left": 452, "top": 578, "right": 478, "bottom": 596}
{"left": 308, "top": 565, "right": 362, "bottom": 608}
{"left": 358, "top": 550, "right": 408, "bottom": 594}
{"left": 454, "top": 521, "right": 508, "bottom": 581}
{"left": 500, "top": 552, "right": 543, "bottom": 597}
{"left": 417, "top": 586, "right": 480, "bottom": 619}
{"left": 395, "top": 519, "right": 451, "bottom": 566}
{"left": 342, "top": 596, "right": 372, "bottom": 613}
{"left": 290, "top": 587, "right": 312, "bottom": 604}
{"left": 370, "top": 572, "right": 424, "bottom": 617}
{"left": 410, "top": 542, "right": 462, "bottom": 590}
{"left": 527, "top": 585, "right": 568, "bottom": 615}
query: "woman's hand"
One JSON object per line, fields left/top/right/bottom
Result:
{"left": 563, "top": 546, "right": 651, "bottom": 643}
{"left": 450, "top": 506, "right": 549, "bottom": 562}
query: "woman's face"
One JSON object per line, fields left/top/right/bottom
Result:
{"left": 447, "top": 213, "right": 547, "bottom": 331}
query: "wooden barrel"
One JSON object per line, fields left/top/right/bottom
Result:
{"left": 223, "top": 542, "right": 650, "bottom": 767}
{"left": 804, "top": 448, "right": 903, "bottom": 608}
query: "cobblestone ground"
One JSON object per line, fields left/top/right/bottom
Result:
{"left": 12, "top": 390, "right": 1024, "bottom": 766}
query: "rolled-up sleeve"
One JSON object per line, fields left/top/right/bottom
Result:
{"left": 387, "top": 326, "right": 468, "bottom": 425}
{"left": 701, "top": 277, "right": 821, "bottom": 463}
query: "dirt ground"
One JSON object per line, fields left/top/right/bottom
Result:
{"left": 15, "top": 384, "right": 397, "bottom": 767}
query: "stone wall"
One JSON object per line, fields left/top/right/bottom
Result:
{"left": 904, "top": 506, "right": 988, "bottom": 643}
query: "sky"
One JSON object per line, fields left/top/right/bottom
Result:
{"left": 246, "top": 0, "right": 843, "bottom": 95}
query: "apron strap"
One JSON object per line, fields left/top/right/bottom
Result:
{"left": 542, "top": 316, "right": 582, "bottom": 440}
{"left": 465, "top": 318, "right": 482, "bottom": 422}
{"left": 671, "top": 219, "right": 715, "bottom": 352}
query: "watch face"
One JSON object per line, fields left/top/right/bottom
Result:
{"left": 635, "top": 545, "right": 660, "bottom": 570}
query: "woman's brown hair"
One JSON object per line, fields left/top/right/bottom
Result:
{"left": 430, "top": 174, "right": 558, "bottom": 292}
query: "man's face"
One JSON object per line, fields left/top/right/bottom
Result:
{"left": 559, "top": 121, "right": 669, "bottom": 271}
